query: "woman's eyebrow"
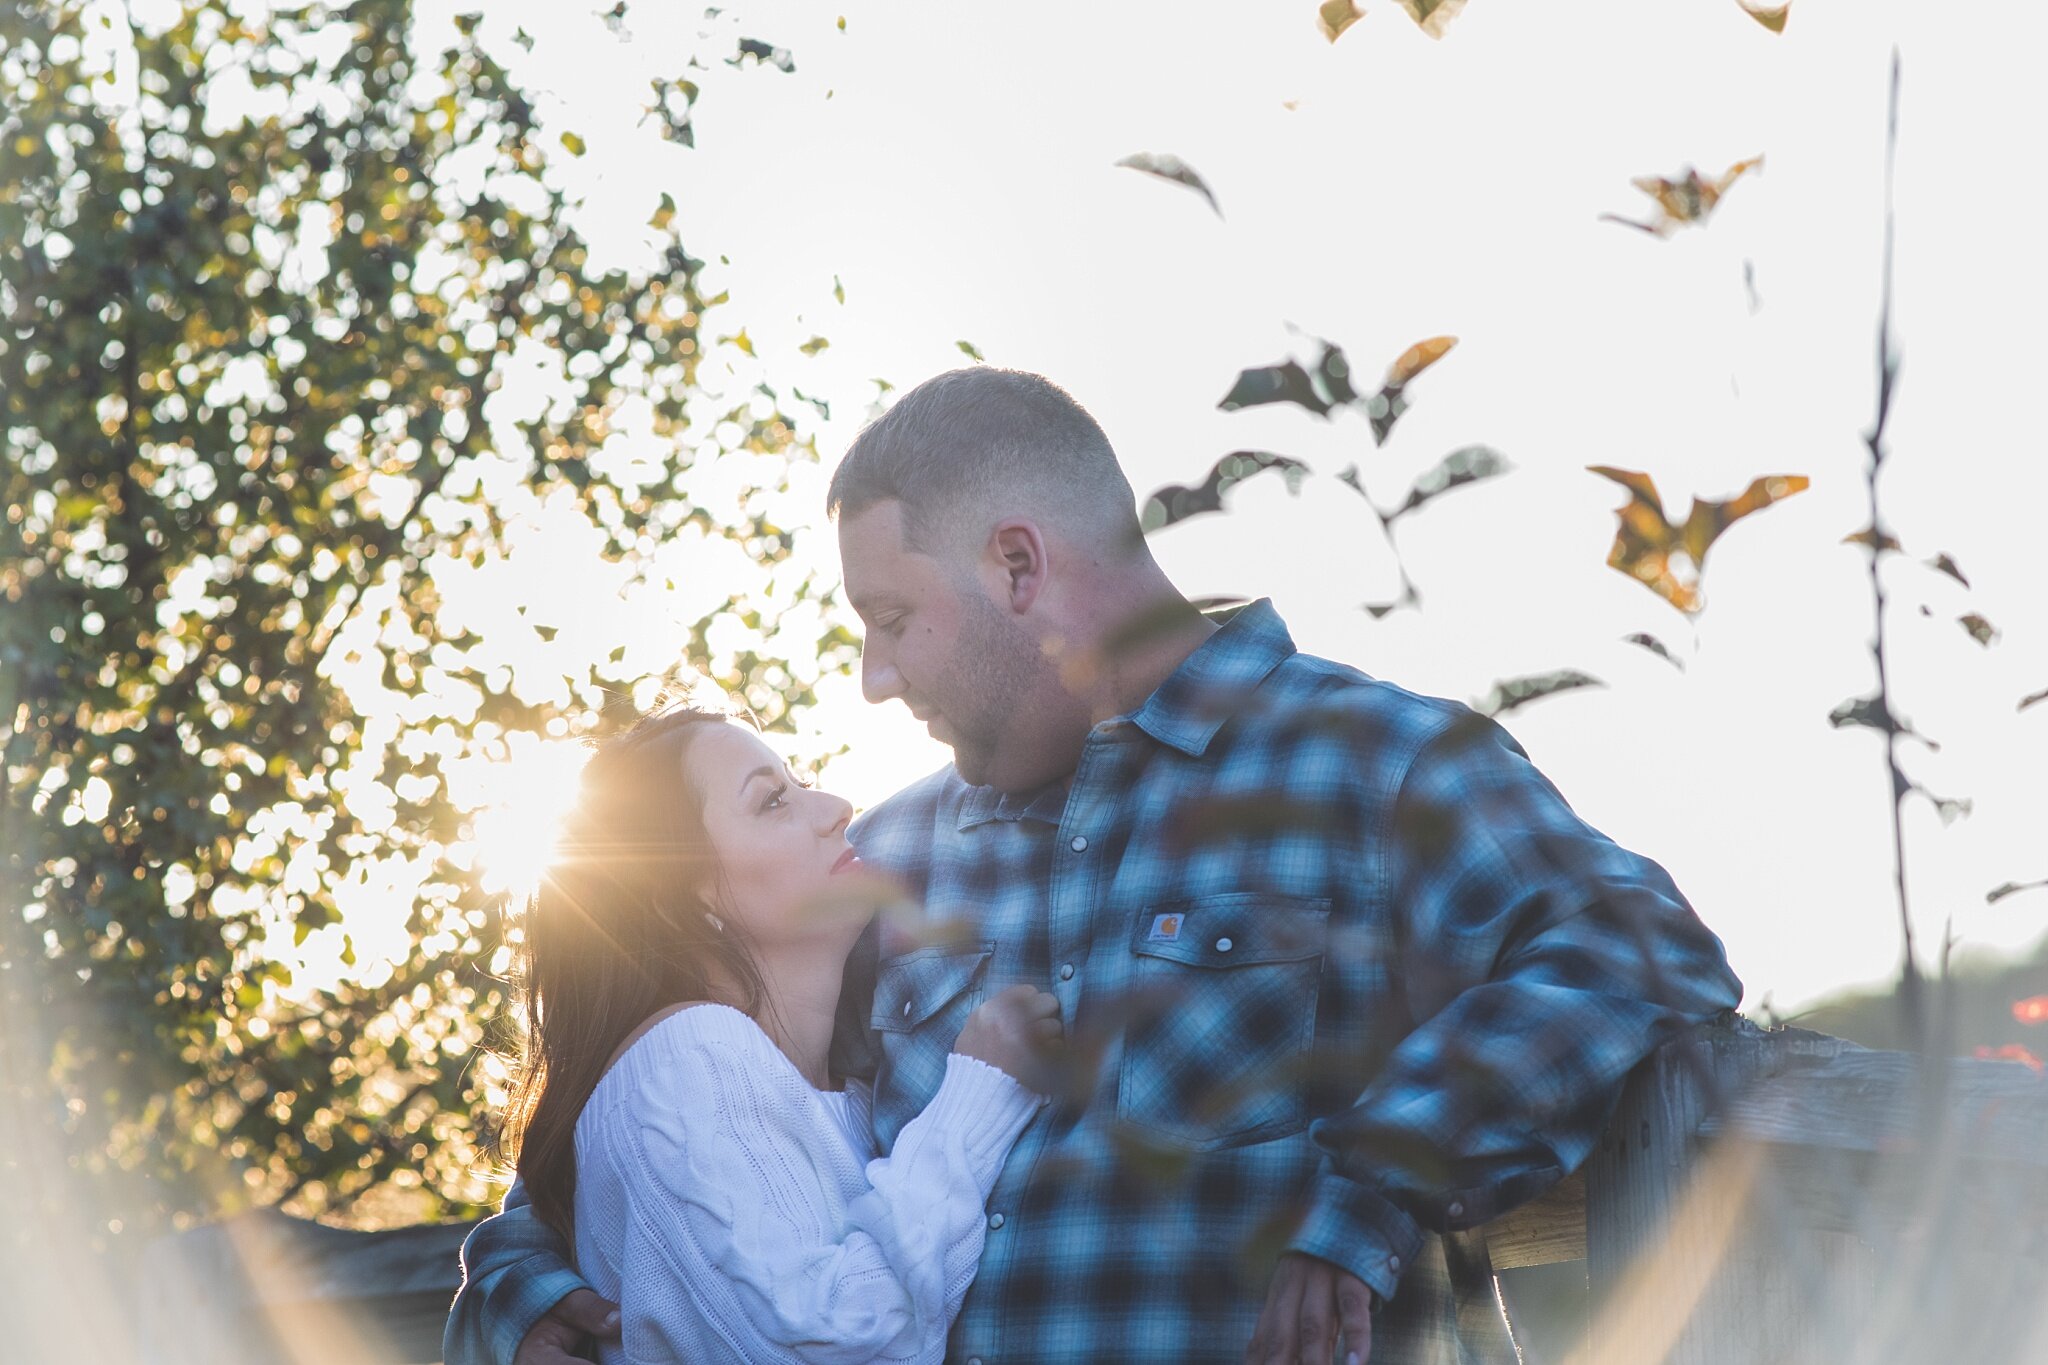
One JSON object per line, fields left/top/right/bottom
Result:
{"left": 737, "top": 764, "right": 781, "bottom": 798}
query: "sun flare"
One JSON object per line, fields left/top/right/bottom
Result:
{"left": 460, "top": 735, "right": 595, "bottom": 903}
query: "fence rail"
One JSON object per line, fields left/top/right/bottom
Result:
{"left": 142, "top": 1018, "right": 2048, "bottom": 1363}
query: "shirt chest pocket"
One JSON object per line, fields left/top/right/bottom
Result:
{"left": 868, "top": 943, "right": 993, "bottom": 1151}
{"left": 1117, "top": 894, "right": 1330, "bottom": 1151}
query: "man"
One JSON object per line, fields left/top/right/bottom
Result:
{"left": 445, "top": 368, "right": 1741, "bottom": 1365}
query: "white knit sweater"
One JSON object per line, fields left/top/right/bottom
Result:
{"left": 571, "top": 1003, "right": 1041, "bottom": 1364}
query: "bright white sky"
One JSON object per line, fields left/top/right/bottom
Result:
{"left": 414, "top": 0, "right": 2047, "bottom": 1013}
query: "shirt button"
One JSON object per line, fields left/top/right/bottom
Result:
{"left": 967, "top": 1358, "right": 984, "bottom": 1365}
{"left": 1215, "top": 937, "right": 1234, "bottom": 953}
{"left": 1447, "top": 1201, "right": 1465, "bottom": 1219}
{"left": 1388, "top": 1254, "right": 1402, "bottom": 1273}
{"left": 902, "top": 999, "right": 913, "bottom": 1018}
{"left": 988, "top": 1212, "right": 1005, "bottom": 1230}
{"left": 1058, "top": 963, "right": 1075, "bottom": 981}
{"left": 1069, "top": 835, "right": 1089, "bottom": 852}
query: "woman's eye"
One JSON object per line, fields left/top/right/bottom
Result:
{"left": 762, "top": 783, "right": 789, "bottom": 812}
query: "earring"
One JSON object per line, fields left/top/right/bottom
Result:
{"left": 703, "top": 910, "right": 725, "bottom": 934}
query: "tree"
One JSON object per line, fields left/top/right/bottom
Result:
{"left": 0, "top": 0, "right": 843, "bottom": 1289}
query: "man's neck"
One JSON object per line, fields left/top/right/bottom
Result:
{"left": 1081, "top": 586, "right": 1218, "bottom": 727}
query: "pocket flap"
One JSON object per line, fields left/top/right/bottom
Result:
{"left": 1130, "top": 894, "right": 1330, "bottom": 969}
{"left": 871, "top": 944, "right": 994, "bottom": 1033}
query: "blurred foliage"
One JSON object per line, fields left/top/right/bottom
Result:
{"left": 1140, "top": 450, "right": 1306, "bottom": 533}
{"left": 1602, "top": 156, "right": 1764, "bottom": 238}
{"left": 0, "top": 0, "right": 845, "bottom": 1252}
{"left": 1782, "top": 938, "right": 2048, "bottom": 1059}
{"left": 1738, "top": 2, "right": 1792, "bottom": 35}
{"left": 1115, "top": 151, "right": 1222, "bottom": 218}
{"left": 1316, "top": 0, "right": 1364, "bottom": 44}
{"left": 1589, "top": 466, "right": 1808, "bottom": 617}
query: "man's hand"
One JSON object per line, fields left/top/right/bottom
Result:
{"left": 1245, "top": 1252, "right": 1373, "bottom": 1365}
{"left": 514, "top": 1288, "right": 621, "bottom": 1365}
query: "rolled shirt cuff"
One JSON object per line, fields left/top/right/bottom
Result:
{"left": 1283, "top": 1172, "right": 1428, "bottom": 1307}
{"left": 484, "top": 1264, "right": 593, "bottom": 1365}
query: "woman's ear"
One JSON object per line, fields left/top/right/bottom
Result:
{"left": 987, "top": 519, "right": 1049, "bottom": 614}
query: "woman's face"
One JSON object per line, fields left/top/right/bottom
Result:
{"left": 685, "top": 724, "right": 867, "bottom": 949}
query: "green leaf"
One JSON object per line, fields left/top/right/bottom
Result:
{"left": 1473, "top": 670, "right": 1605, "bottom": 717}
{"left": 1115, "top": 152, "right": 1223, "bottom": 218}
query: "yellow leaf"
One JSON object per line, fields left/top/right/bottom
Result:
{"left": 1386, "top": 335, "right": 1457, "bottom": 388}
{"left": 559, "top": 130, "right": 586, "bottom": 157}
{"left": 1604, "top": 156, "right": 1763, "bottom": 236}
{"left": 1738, "top": 1, "right": 1790, "bottom": 32}
{"left": 1318, "top": 0, "right": 1365, "bottom": 42}
{"left": 1588, "top": 467, "right": 1808, "bottom": 615}
{"left": 1396, "top": 0, "right": 1468, "bottom": 38}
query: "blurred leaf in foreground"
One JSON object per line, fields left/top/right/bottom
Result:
{"left": 1737, "top": 1, "right": 1791, "bottom": 33}
{"left": 1218, "top": 358, "right": 1333, "bottom": 417}
{"left": 1588, "top": 466, "right": 1809, "bottom": 616}
{"left": 1366, "top": 336, "right": 1458, "bottom": 445}
{"left": 1842, "top": 526, "right": 1902, "bottom": 554}
{"left": 1116, "top": 152, "right": 1223, "bottom": 217}
{"left": 1397, "top": 0, "right": 1469, "bottom": 38}
{"left": 1218, "top": 335, "right": 1455, "bottom": 441}
{"left": 1958, "top": 613, "right": 1998, "bottom": 646}
{"left": 1602, "top": 156, "right": 1764, "bottom": 237}
{"left": 1928, "top": 553, "right": 1970, "bottom": 587}
{"left": 1624, "top": 633, "right": 1686, "bottom": 671}
{"left": 1474, "top": 670, "right": 1605, "bottom": 717}
{"left": 733, "top": 38, "right": 796, "bottom": 72}
{"left": 1142, "top": 452, "right": 1309, "bottom": 532}
{"left": 1379, "top": 445, "right": 1510, "bottom": 524}
{"left": 1318, "top": 0, "right": 1366, "bottom": 42}
{"left": 1828, "top": 695, "right": 1939, "bottom": 750}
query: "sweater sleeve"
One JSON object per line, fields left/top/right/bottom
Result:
{"left": 607, "top": 1017, "right": 1039, "bottom": 1364}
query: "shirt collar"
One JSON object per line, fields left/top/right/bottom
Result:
{"left": 955, "top": 777, "right": 1069, "bottom": 831}
{"left": 1126, "top": 597, "right": 1296, "bottom": 758}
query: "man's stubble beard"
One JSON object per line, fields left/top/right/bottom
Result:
{"left": 938, "top": 588, "right": 1052, "bottom": 790}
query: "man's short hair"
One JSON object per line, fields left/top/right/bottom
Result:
{"left": 825, "top": 368, "right": 1142, "bottom": 560}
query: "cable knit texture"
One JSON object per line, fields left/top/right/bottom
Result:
{"left": 571, "top": 1003, "right": 1039, "bottom": 1364}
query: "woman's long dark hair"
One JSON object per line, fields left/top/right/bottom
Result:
{"left": 498, "top": 705, "right": 767, "bottom": 1239}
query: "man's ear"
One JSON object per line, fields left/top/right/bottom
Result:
{"left": 987, "top": 519, "right": 1049, "bottom": 615}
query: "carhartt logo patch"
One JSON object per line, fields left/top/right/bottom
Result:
{"left": 1148, "top": 913, "right": 1184, "bottom": 942}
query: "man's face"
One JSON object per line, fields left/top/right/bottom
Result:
{"left": 838, "top": 500, "right": 1055, "bottom": 790}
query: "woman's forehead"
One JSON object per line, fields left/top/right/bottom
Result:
{"left": 684, "top": 723, "right": 777, "bottom": 785}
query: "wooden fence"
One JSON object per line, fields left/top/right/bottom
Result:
{"left": 142, "top": 1018, "right": 2048, "bottom": 1363}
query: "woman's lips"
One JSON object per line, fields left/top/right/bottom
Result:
{"left": 830, "top": 849, "right": 862, "bottom": 875}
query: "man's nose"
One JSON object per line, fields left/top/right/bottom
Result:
{"left": 860, "top": 646, "right": 903, "bottom": 705}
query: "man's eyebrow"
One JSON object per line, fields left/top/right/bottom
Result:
{"left": 738, "top": 764, "right": 781, "bottom": 798}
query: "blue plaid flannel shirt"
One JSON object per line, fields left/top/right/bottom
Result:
{"left": 445, "top": 600, "right": 1740, "bottom": 1365}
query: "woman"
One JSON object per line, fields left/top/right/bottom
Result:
{"left": 501, "top": 704, "right": 1059, "bottom": 1363}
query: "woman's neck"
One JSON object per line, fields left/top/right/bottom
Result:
{"left": 749, "top": 941, "right": 848, "bottom": 1091}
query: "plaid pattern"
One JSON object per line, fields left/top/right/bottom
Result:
{"left": 444, "top": 600, "right": 1740, "bottom": 1365}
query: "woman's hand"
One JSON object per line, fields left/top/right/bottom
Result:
{"left": 953, "top": 984, "right": 1063, "bottom": 1091}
